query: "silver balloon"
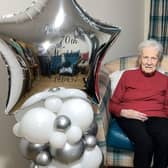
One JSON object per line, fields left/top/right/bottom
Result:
{"left": 0, "top": 0, "right": 120, "bottom": 107}
{"left": 84, "top": 119, "right": 98, "bottom": 136}
{"left": 83, "top": 135, "right": 97, "bottom": 149}
{"left": 35, "top": 151, "right": 51, "bottom": 166}
{"left": 51, "top": 140, "right": 85, "bottom": 164}
{"left": 30, "top": 162, "right": 39, "bottom": 168}
{"left": 19, "top": 138, "right": 49, "bottom": 160}
{"left": 48, "top": 87, "right": 62, "bottom": 92}
{"left": 54, "top": 115, "right": 71, "bottom": 132}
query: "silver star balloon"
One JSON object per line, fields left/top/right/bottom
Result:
{"left": 0, "top": 0, "right": 120, "bottom": 111}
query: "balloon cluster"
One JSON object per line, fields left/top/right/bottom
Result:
{"left": 13, "top": 87, "right": 103, "bottom": 168}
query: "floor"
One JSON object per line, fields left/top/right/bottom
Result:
{"left": 12, "top": 74, "right": 86, "bottom": 111}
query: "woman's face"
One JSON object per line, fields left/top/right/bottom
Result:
{"left": 139, "top": 46, "right": 160, "bottom": 74}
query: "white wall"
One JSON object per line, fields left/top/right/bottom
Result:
{"left": 144, "top": 0, "right": 150, "bottom": 39}
{"left": 0, "top": 0, "right": 32, "bottom": 16}
{"left": 0, "top": 0, "right": 145, "bottom": 167}
{"left": 0, "top": 113, "right": 30, "bottom": 168}
{"left": 77, "top": 0, "right": 145, "bottom": 63}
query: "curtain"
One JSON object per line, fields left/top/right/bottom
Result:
{"left": 148, "top": 0, "right": 168, "bottom": 54}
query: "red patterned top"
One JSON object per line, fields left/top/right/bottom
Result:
{"left": 109, "top": 68, "right": 168, "bottom": 118}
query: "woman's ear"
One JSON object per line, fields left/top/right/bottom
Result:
{"left": 136, "top": 55, "right": 141, "bottom": 67}
{"left": 157, "top": 61, "right": 161, "bottom": 67}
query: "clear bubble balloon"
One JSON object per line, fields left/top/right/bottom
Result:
{"left": 60, "top": 89, "right": 87, "bottom": 99}
{"left": 21, "top": 91, "right": 52, "bottom": 109}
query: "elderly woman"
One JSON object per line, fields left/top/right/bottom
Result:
{"left": 109, "top": 39, "right": 168, "bottom": 168}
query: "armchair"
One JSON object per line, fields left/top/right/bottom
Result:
{"left": 96, "top": 55, "right": 168, "bottom": 167}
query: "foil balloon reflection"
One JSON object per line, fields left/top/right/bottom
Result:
{"left": 0, "top": 0, "right": 120, "bottom": 114}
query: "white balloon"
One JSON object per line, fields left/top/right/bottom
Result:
{"left": 21, "top": 88, "right": 87, "bottom": 110}
{"left": 44, "top": 96, "right": 63, "bottom": 113}
{"left": 13, "top": 122, "right": 22, "bottom": 137}
{"left": 20, "top": 107, "right": 56, "bottom": 143}
{"left": 21, "top": 91, "right": 51, "bottom": 108}
{"left": 49, "top": 131, "right": 67, "bottom": 149}
{"left": 66, "top": 125, "right": 82, "bottom": 144}
{"left": 81, "top": 146, "right": 103, "bottom": 168}
{"left": 59, "top": 99, "right": 94, "bottom": 131}
{"left": 59, "top": 88, "right": 87, "bottom": 99}
{"left": 46, "top": 88, "right": 87, "bottom": 99}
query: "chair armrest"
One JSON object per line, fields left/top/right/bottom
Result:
{"left": 95, "top": 68, "right": 111, "bottom": 160}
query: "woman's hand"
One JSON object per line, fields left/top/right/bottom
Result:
{"left": 120, "top": 109, "right": 148, "bottom": 121}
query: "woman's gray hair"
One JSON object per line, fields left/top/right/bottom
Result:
{"left": 137, "top": 39, "right": 163, "bottom": 62}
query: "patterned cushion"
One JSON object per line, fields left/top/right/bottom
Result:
{"left": 106, "top": 149, "right": 134, "bottom": 167}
